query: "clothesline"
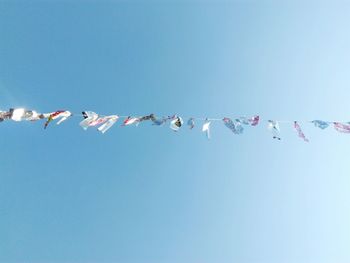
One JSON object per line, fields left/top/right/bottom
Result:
{"left": 68, "top": 114, "right": 342, "bottom": 123}
{"left": 2, "top": 108, "right": 350, "bottom": 141}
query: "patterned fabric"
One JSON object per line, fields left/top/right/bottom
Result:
{"left": 223, "top": 117, "right": 244, "bottom": 134}
{"left": 87, "top": 117, "right": 109, "bottom": 127}
{"left": 170, "top": 116, "right": 183, "bottom": 131}
{"left": 98, "top": 116, "right": 119, "bottom": 133}
{"left": 294, "top": 121, "right": 309, "bottom": 142}
{"left": 249, "top": 115, "right": 260, "bottom": 126}
{"left": 45, "top": 110, "right": 72, "bottom": 129}
{"left": 138, "top": 114, "right": 154, "bottom": 122}
{"left": 333, "top": 122, "right": 350, "bottom": 133}
{"left": 122, "top": 116, "right": 140, "bottom": 126}
{"left": 236, "top": 115, "right": 259, "bottom": 126}
{"left": 312, "top": 120, "right": 329, "bottom": 129}
{"left": 187, "top": 118, "right": 195, "bottom": 129}
{"left": 80, "top": 111, "right": 99, "bottom": 130}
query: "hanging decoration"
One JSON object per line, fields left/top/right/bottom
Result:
{"left": 202, "top": 119, "right": 211, "bottom": 139}
{"left": 267, "top": 120, "right": 281, "bottom": 140}
{"left": 187, "top": 118, "right": 195, "bottom": 129}
{"left": 223, "top": 117, "right": 244, "bottom": 134}
{"left": 1, "top": 107, "right": 350, "bottom": 140}
{"left": 312, "top": 120, "right": 329, "bottom": 130}
{"left": 170, "top": 116, "right": 183, "bottom": 132}
{"left": 333, "top": 122, "right": 350, "bottom": 133}
{"left": 151, "top": 115, "right": 172, "bottom": 126}
{"left": 44, "top": 110, "right": 72, "bottom": 129}
{"left": 80, "top": 111, "right": 99, "bottom": 130}
{"left": 98, "top": 115, "right": 119, "bottom": 134}
{"left": 237, "top": 115, "right": 260, "bottom": 126}
{"left": 294, "top": 121, "right": 309, "bottom": 142}
{"left": 122, "top": 116, "right": 140, "bottom": 126}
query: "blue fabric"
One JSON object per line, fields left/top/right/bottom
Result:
{"left": 223, "top": 118, "right": 244, "bottom": 134}
{"left": 312, "top": 120, "right": 329, "bottom": 129}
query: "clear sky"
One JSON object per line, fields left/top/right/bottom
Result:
{"left": 1, "top": 1, "right": 350, "bottom": 263}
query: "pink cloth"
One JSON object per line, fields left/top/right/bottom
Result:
{"left": 294, "top": 121, "right": 309, "bottom": 142}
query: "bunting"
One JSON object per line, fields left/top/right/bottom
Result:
{"left": 294, "top": 121, "right": 309, "bottom": 142}
{"left": 202, "top": 119, "right": 211, "bottom": 139}
{"left": 170, "top": 116, "right": 183, "bottom": 132}
{"left": 44, "top": 110, "right": 72, "bottom": 129}
{"left": 237, "top": 115, "right": 260, "bottom": 126}
{"left": 267, "top": 120, "right": 281, "bottom": 140}
{"left": 122, "top": 116, "right": 140, "bottom": 126}
{"left": 223, "top": 118, "right": 244, "bottom": 134}
{"left": 1, "top": 107, "right": 350, "bottom": 141}
{"left": 187, "top": 118, "right": 195, "bottom": 129}
{"left": 334, "top": 122, "right": 350, "bottom": 133}
{"left": 312, "top": 120, "right": 329, "bottom": 130}
{"left": 98, "top": 115, "right": 119, "bottom": 134}
{"left": 80, "top": 111, "right": 99, "bottom": 130}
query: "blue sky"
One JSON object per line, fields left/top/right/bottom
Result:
{"left": 1, "top": 1, "right": 350, "bottom": 263}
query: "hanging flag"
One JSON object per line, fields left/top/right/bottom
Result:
{"left": 122, "top": 116, "right": 140, "bottom": 126}
{"left": 98, "top": 115, "right": 119, "bottom": 133}
{"left": 149, "top": 114, "right": 168, "bottom": 126}
{"left": 312, "top": 120, "right": 329, "bottom": 129}
{"left": 138, "top": 114, "right": 154, "bottom": 122}
{"left": 294, "top": 121, "right": 309, "bottom": 142}
{"left": 223, "top": 117, "right": 244, "bottom": 134}
{"left": 0, "top": 109, "right": 13, "bottom": 122}
{"left": 80, "top": 111, "right": 119, "bottom": 133}
{"left": 249, "top": 115, "right": 260, "bottom": 126}
{"left": 82, "top": 113, "right": 117, "bottom": 131}
{"left": 7, "top": 108, "right": 43, "bottom": 122}
{"left": 44, "top": 110, "right": 72, "bottom": 129}
{"left": 11, "top": 108, "right": 26, "bottom": 121}
{"left": 187, "top": 118, "right": 195, "bottom": 129}
{"left": 79, "top": 111, "right": 99, "bottom": 130}
{"left": 170, "top": 116, "right": 183, "bottom": 131}
{"left": 23, "top": 110, "right": 44, "bottom": 121}
{"left": 152, "top": 118, "right": 167, "bottom": 126}
{"left": 237, "top": 115, "right": 260, "bottom": 126}
{"left": 333, "top": 122, "right": 350, "bottom": 133}
{"left": 202, "top": 119, "right": 211, "bottom": 139}
{"left": 0, "top": 111, "right": 8, "bottom": 122}
{"left": 267, "top": 120, "right": 281, "bottom": 140}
